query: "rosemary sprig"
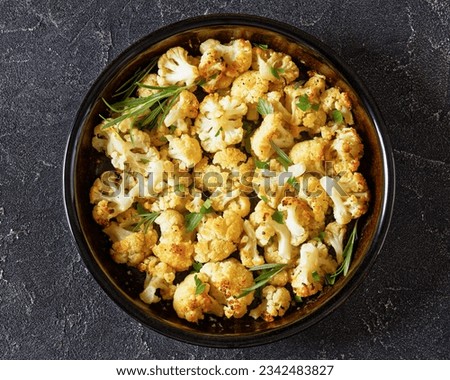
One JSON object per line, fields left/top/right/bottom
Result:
{"left": 236, "top": 263, "right": 288, "bottom": 298}
{"left": 133, "top": 204, "right": 160, "bottom": 233}
{"left": 257, "top": 98, "right": 273, "bottom": 117}
{"left": 270, "top": 141, "right": 293, "bottom": 169}
{"left": 185, "top": 198, "right": 213, "bottom": 232}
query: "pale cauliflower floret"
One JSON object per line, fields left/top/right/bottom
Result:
{"left": 149, "top": 189, "right": 189, "bottom": 213}
{"left": 163, "top": 90, "right": 199, "bottom": 135}
{"left": 326, "top": 127, "right": 363, "bottom": 175}
{"left": 239, "top": 220, "right": 265, "bottom": 268}
{"left": 264, "top": 91, "right": 293, "bottom": 124}
{"left": 92, "top": 126, "right": 160, "bottom": 176}
{"left": 103, "top": 221, "right": 157, "bottom": 267}
{"left": 291, "top": 240, "right": 338, "bottom": 298}
{"left": 194, "top": 211, "right": 244, "bottom": 263}
{"left": 199, "top": 38, "right": 252, "bottom": 93}
{"left": 167, "top": 134, "right": 202, "bottom": 169}
{"left": 252, "top": 46, "right": 299, "bottom": 84}
{"left": 200, "top": 258, "right": 254, "bottom": 319}
{"left": 194, "top": 93, "right": 248, "bottom": 153}
{"left": 249, "top": 285, "right": 291, "bottom": 322}
{"left": 250, "top": 112, "right": 294, "bottom": 161}
{"left": 137, "top": 73, "right": 159, "bottom": 98}
{"left": 319, "top": 172, "right": 370, "bottom": 225}
{"left": 157, "top": 46, "right": 199, "bottom": 87}
{"left": 152, "top": 210, "right": 194, "bottom": 271}
{"left": 230, "top": 71, "right": 269, "bottom": 120}
{"left": 278, "top": 197, "right": 323, "bottom": 246}
{"left": 139, "top": 256, "right": 176, "bottom": 304}
{"left": 289, "top": 137, "right": 329, "bottom": 175}
{"left": 320, "top": 87, "right": 354, "bottom": 125}
{"left": 173, "top": 272, "right": 224, "bottom": 323}
{"left": 324, "top": 221, "right": 347, "bottom": 265}
{"left": 212, "top": 146, "right": 247, "bottom": 170}
{"left": 263, "top": 219, "right": 295, "bottom": 264}
{"left": 90, "top": 171, "right": 142, "bottom": 226}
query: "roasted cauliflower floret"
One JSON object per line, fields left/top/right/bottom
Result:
{"left": 250, "top": 112, "right": 294, "bottom": 161}
{"left": 320, "top": 171, "right": 370, "bottom": 225}
{"left": 296, "top": 174, "right": 331, "bottom": 224}
{"left": 289, "top": 137, "right": 329, "bottom": 175}
{"left": 194, "top": 93, "right": 248, "bottom": 153}
{"left": 249, "top": 200, "right": 277, "bottom": 247}
{"left": 152, "top": 210, "right": 194, "bottom": 271}
{"left": 167, "top": 134, "right": 202, "bottom": 169}
{"left": 230, "top": 71, "right": 270, "bottom": 120}
{"left": 278, "top": 197, "right": 323, "bottom": 246}
{"left": 252, "top": 46, "right": 299, "bottom": 84}
{"left": 324, "top": 221, "right": 347, "bottom": 265}
{"left": 103, "top": 221, "right": 157, "bottom": 267}
{"left": 200, "top": 258, "right": 254, "bottom": 318}
{"left": 199, "top": 38, "right": 252, "bottom": 93}
{"left": 163, "top": 90, "right": 199, "bottom": 135}
{"left": 173, "top": 272, "right": 224, "bottom": 323}
{"left": 239, "top": 220, "right": 265, "bottom": 268}
{"left": 326, "top": 127, "right": 363, "bottom": 175}
{"left": 291, "top": 240, "right": 338, "bottom": 298}
{"left": 194, "top": 211, "right": 244, "bottom": 263}
{"left": 90, "top": 171, "right": 142, "bottom": 226}
{"left": 139, "top": 256, "right": 176, "bottom": 304}
{"left": 157, "top": 46, "right": 199, "bottom": 87}
{"left": 263, "top": 219, "right": 295, "bottom": 264}
{"left": 320, "top": 87, "right": 354, "bottom": 125}
{"left": 249, "top": 285, "right": 291, "bottom": 322}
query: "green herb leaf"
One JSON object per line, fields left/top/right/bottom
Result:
{"left": 192, "top": 262, "right": 203, "bottom": 273}
{"left": 312, "top": 103, "right": 320, "bottom": 111}
{"left": 253, "top": 43, "right": 268, "bottom": 50}
{"left": 215, "top": 127, "right": 223, "bottom": 137}
{"left": 287, "top": 176, "right": 300, "bottom": 192}
{"left": 236, "top": 263, "right": 287, "bottom": 298}
{"left": 312, "top": 271, "right": 321, "bottom": 282}
{"left": 260, "top": 195, "right": 269, "bottom": 203}
{"left": 270, "top": 66, "right": 285, "bottom": 79}
{"left": 194, "top": 274, "right": 206, "bottom": 295}
{"left": 257, "top": 98, "right": 274, "bottom": 117}
{"left": 312, "top": 231, "right": 326, "bottom": 242}
{"left": 332, "top": 109, "right": 344, "bottom": 124}
{"left": 255, "top": 160, "right": 269, "bottom": 169}
{"left": 270, "top": 141, "right": 293, "bottom": 169}
{"left": 185, "top": 198, "right": 213, "bottom": 232}
{"left": 294, "top": 295, "right": 303, "bottom": 303}
{"left": 296, "top": 94, "right": 311, "bottom": 111}
{"left": 271, "top": 210, "right": 284, "bottom": 224}
{"left": 113, "top": 58, "right": 158, "bottom": 99}
{"left": 133, "top": 204, "right": 160, "bottom": 233}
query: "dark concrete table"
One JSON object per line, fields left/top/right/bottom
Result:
{"left": 1, "top": 0, "right": 448, "bottom": 359}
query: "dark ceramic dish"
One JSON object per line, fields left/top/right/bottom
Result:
{"left": 63, "top": 14, "right": 395, "bottom": 347}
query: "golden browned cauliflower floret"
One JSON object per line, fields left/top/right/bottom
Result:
{"left": 320, "top": 171, "right": 370, "bottom": 225}
{"left": 173, "top": 272, "right": 224, "bottom": 323}
{"left": 137, "top": 73, "right": 159, "bottom": 98}
{"left": 296, "top": 174, "right": 332, "bottom": 224}
{"left": 249, "top": 200, "right": 276, "bottom": 247}
{"left": 252, "top": 46, "right": 299, "bottom": 84}
{"left": 249, "top": 285, "right": 291, "bottom": 322}
{"left": 152, "top": 210, "right": 194, "bottom": 271}
{"left": 194, "top": 211, "right": 244, "bottom": 263}
{"left": 291, "top": 240, "right": 338, "bottom": 298}
{"left": 167, "top": 134, "right": 202, "bottom": 169}
{"left": 250, "top": 112, "right": 294, "bottom": 161}
{"left": 278, "top": 197, "right": 324, "bottom": 246}
{"left": 157, "top": 46, "right": 199, "bottom": 87}
{"left": 324, "top": 221, "right": 347, "bottom": 265}
{"left": 320, "top": 87, "right": 354, "bottom": 125}
{"left": 194, "top": 93, "right": 248, "bottom": 153}
{"left": 163, "top": 90, "right": 199, "bottom": 135}
{"left": 139, "top": 256, "right": 176, "bottom": 304}
{"left": 90, "top": 171, "right": 143, "bottom": 226}
{"left": 326, "top": 127, "right": 363, "bottom": 175}
{"left": 200, "top": 258, "right": 254, "bottom": 318}
{"left": 199, "top": 38, "right": 252, "bottom": 93}
{"left": 289, "top": 137, "right": 329, "bottom": 175}
{"left": 230, "top": 70, "right": 270, "bottom": 120}
{"left": 103, "top": 221, "right": 157, "bottom": 267}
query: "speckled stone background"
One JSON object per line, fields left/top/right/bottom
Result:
{"left": 1, "top": 0, "right": 449, "bottom": 359}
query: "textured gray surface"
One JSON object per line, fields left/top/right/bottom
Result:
{"left": 1, "top": 0, "right": 449, "bottom": 359}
